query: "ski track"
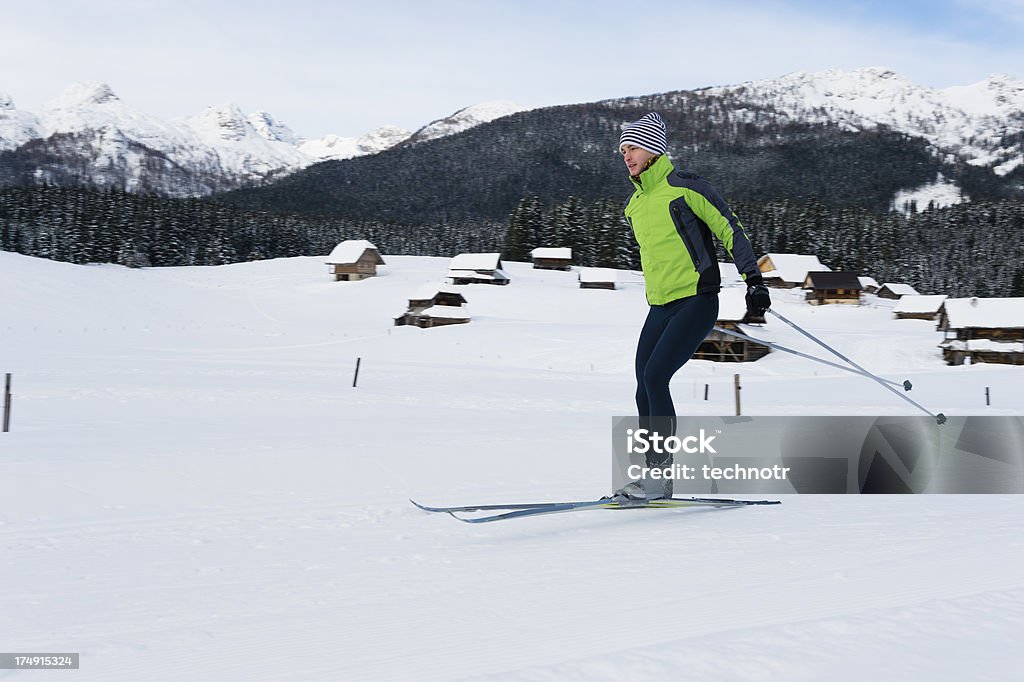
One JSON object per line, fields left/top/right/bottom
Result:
{"left": 3, "top": 496, "right": 1022, "bottom": 680}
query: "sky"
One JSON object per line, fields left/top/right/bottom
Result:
{"left": 2, "top": 0, "right": 1023, "bottom": 140}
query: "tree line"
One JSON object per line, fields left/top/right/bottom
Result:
{"left": 0, "top": 185, "right": 505, "bottom": 268}
{"left": 2, "top": 184, "right": 1022, "bottom": 297}
{"left": 500, "top": 194, "right": 1024, "bottom": 297}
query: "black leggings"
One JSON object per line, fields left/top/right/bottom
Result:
{"left": 635, "top": 292, "right": 719, "bottom": 420}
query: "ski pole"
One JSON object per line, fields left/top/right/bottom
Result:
{"left": 765, "top": 309, "right": 946, "bottom": 424}
{"left": 713, "top": 326, "right": 910, "bottom": 390}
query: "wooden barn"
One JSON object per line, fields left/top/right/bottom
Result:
{"left": 325, "top": 240, "right": 385, "bottom": 281}
{"left": 578, "top": 268, "right": 617, "bottom": 290}
{"left": 757, "top": 254, "right": 830, "bottom": 288}
{"left": 395, "top": 286, "right": 471, "bottom": 329}
{"left": 693, "top": 288, "right": 771, "bottom": 362}
{"left": 803, "top": 271, "right": 863, "bottom": 305}
{"left": 446, "top": 253, "right": 510, "bottom": 285}
{"left": 893, "top": 295, "right": 947, "bottom": 321}
{"left": 531, "top": 247, "right": 572, "bottom": 271}
{"left": 937, "top": 297, "right": 1024, "bottom": 365}
{"left": 877, "top": 283, "right": 920, "bottom": 300}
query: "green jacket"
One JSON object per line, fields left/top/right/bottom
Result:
{"left": 625, "top": 155, "right": 761, "bottom": 305}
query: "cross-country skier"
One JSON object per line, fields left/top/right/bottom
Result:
{"left": 614, "top": 112, "right": 770, "bottom": 502}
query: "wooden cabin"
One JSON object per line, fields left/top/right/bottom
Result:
{"left": 693, "top": 288, "right": 771, "bottom": 362}
{"left": 877, "top": 283, "right": 920, "bottom": 300}
{"left": 757, "top": 254, "right": 830, "bottom": 289}
{"left": 578, "top": 268, "right": 617, "bottom": 290}
{"left": 803, "top": 271, "right": 863, "bottom": 305}
{"left": 395, "top": 286, "right": 471, "bottom": 328}
{"left": 446, "top": 253, "right": 510, "bottom": 285}
{"left": 405, "top": 286, "right": 468, "bottom": 314}
{"left": 893, "top": 295, "right": 947, "bottom": 321}
{"left": 412, "top": 306, "right": 471, "bottom": 329}
{"left": 938, "top": 297, "right": 1024, "bottom": 365}
{"left": 325, "top": 240, "right": 385, "bottom": 281}
{"left": 531, "top": 247, "right": 572, "bottom": 271}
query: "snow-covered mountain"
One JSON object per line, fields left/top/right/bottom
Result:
{"left": 404, "top": 100, "right": 525, "bottom": 145}
{"left": 0, "top": 82, "right": 526, "bottom": 196}
{"left": 705, "top": 67, "right": 1024, "bottom": 178}
{"left": 3, "top": 70, "right": 1021, "bottom": 204}
{"left": 0, "top": 92, "right": 42, "bottom": 148}
{"left": 297, "top": 125, "right": 413, "bottom": 160}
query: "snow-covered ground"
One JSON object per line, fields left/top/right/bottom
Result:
{"left": 1, "top": 250, "right": 1022, "bottom": 680}
{"left": 891, "top": 173, "right": 966, "bottom": 213}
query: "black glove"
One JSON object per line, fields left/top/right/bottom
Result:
{"left": 745, "top": 275, "right": 771, "bottom": 316}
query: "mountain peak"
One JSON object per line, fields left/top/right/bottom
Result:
{"left": 406, "top": 101, "right": 525, "bottom": 144}
{"left": 0, "top": 93, "right": 14, "bottom": 110}
{"left": 298, "top": 125, "right": 412, "bottom": 161}
{"left": 186, "top": 103, "right": 257, "bottom": 142}
{"left": 853, "top": 66, "right": 900, "bottom": 79}
{"left": 767, "top": 66, "right": 912, "bottom": 90}
{"left": 247, "top": 111, "right": 300, "bottom": 145}
{"left": 49, "top": 81, "right": 121, "bottom": 108}
{"left": 985, "top": 72, "right": 1024, "bottom": 86}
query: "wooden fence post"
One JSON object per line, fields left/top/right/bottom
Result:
{"left": 2, "top": 373, "right": 11, "bottom": 433}
{"left": 734, "top": 374, "right": 741, "bottom": 417}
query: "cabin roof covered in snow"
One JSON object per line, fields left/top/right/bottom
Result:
{"left": 450, "top": 253, "right": 503, "bottom": 271}
{"left": 893, "top": 295, "right": 948, "bottom": 314}
{"left": 447, "top": 269, "right": 497, "bottom": 281}
{"left": 759, "top": 254, "right": 830, "bottom": 283}
{"left": 325, "top": 239, "right": 382, "bottom": 265}
{"left": 409, "top": 284, "right": 466, "bottom": 301}
{"left": 323, "top": 236, "right": 385, "bottom": 262}
{"left": 880, "top": 283, "right": 920, "bottom": 296}
{"left": 531, "top": 247, "right": 572, "bottom": 259}
{"left": 941, "top": 297, "right": 1024, "bottom": 329}
{"left": 578, "top": 268, "right": 618, "bottom": 283}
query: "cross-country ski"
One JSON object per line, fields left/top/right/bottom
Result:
{"left": 412, "top": 496, "right": 782, "bottom": 523}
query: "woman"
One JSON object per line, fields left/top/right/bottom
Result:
{"left": 618, "top": 112, "right": 770, "bottom": 500}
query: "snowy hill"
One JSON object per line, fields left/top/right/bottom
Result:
{"left": 1, "top": 250, "right": 1022, "bottom": 680}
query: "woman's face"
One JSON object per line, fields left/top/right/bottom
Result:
{"left": 621, "top": 144, "right": 656, "bottom": 176}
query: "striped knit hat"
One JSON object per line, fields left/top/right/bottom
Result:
{"left": 618, "top": 112, "right": 667, "bottom": 155}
